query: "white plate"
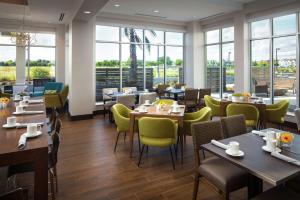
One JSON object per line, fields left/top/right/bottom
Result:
{"left": 24, "top": 131, "right": 42, "bottom": 138}
{"left": 2, "top": 123, "right": 21, "bottom": 128}
{"left": 225, "top": 149, "right": 244, "bottom": 157}
{"left": 262, "top": 146, "right": 281, "bottom": 153}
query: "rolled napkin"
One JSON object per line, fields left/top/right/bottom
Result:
{"left": 18, "top": 134, "right": 27, "bottom": 150}
{"left": 211, "top": 140, "right": 229, "bottom": 150}
{"left": 28, "top": 99, "right": 44, "bottom": 104}
{"left": 271, "top": 151, "right": 300, "bottom": 166}
{"left": 252, "top": 130, "right": 266, "bottom": 137}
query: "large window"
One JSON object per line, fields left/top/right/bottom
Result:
{"left": 95, "top": 25, "right": 184, "bottom": 102}
{"left": 250, "top": 14, "right": 298, "bottom": 111}
{"left": 0, "top": 32, "right": 56, "bottom": 84}
{"left": 205, "top": 26, "right": 234, "bottom": 98}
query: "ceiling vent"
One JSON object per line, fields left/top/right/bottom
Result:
{"left": 199, "top": 12, "right": 225, "bottom": 21}
{"left": 135, "top": 13, "right": 167, "bottom": 19}
{"left": 59, "top": 13, "right": 65, "bottom": 22}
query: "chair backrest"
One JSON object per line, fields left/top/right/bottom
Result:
{"left": 255, "top": 85, "right": 268, "bottom": 94}
{"left": 295, "top": 108, "right": 300, "bottom": 131}
{"left": 226, "top": 103, "right": 259, "bottom": 122}
{"left": 49, "top": 132, "right": 60, "bottom": 167}
{"left": 184, "top": 88, "right": 199, "bottom": 102}
{"left": 199, "top": 88, "right": 211, "bottom": 99}
{"left": 122, "top": 87, "right": 137, "bottom": 93}
{"left": 55, "top": 119, "right": 62, "bottom": 134}
{"left": 221, "top": 115, "right": 247, "bottom": 138}
{"left": 191, "top": 120, "right": 223, "bottom": 150}
{"left": 139, "top": 117, "right": 177, "bottom": 139}
{"left": 102, "top": 88, "right": 118, "bottom": 101}
{"left": 49, "top": 110, "right": 59, "bottom": 132}
{"left": 139, "top": 92, "right": 157, "bottom": 105}
{"left": 60, "top": 85, "right": 69, "bottom": 106}
{"left": 175, "top": 83, "right": 185, "bottom": 89}
{"left": 44, "top": 82, "right": 63, "bottom": 93}
{"left": 157, "top": 84, "right": 169, "bottom": 96}
{"left": 111, "top": 104, "right": 131, "bottom": 132}
{"left": 153, "top": 99, "right": 174, "bottom": 105}
{"left": 0, "top": 188, "right": 28, "bottom": 200}
{"left": 116, "top": 94, "right": 135, "bottom": 108}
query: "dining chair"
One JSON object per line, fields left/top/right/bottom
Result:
{"left": 198, "top": 88, "right": 211, "bottom": 108}
{"left": 48, "top": 110, "right": 59, "bottom": 134}
{"left": 122, "top": 87, "right": 137, "bottom": 93}
{"left": 180, "top": 88, "right": 199, "bottom": 112}
{"left": 174, "top": 83, "right": 185, "bottom": 89}
{"left": 157, "top": 84, "right": 169, "bottom": 99}
{"left": 138, "top": 92, "right": 157, "bottom": 105}
{"left": 294, "top": 108, "right": 300, "bottom": 134}
{"left": 116, "top": 94, "right": 136, "bottom": 109}
{"left": 44, "top": 85, "right": 69, "bottom": 113}
{"left": 102, "top": 88, "right": 118, "bottom": 120}
{"left": 251, "top": 185, "right": 300, "bottom": 200}
{"left": 191, "top": 120, "right": 248, "bottom": 200}
{"left": 266, "top": 100, "right": 289, "bottom": 129}
{"left": 8, "top": 131, "right": 60, "bottom": 200}
{"left": 226, "top": 103, "right": 259, "bottom": 130}
{"left": 153, "top": 99, "right": 174, "bottom": 106}
{"left": 138, "top": 117, "right": 177, "bottom": 170}
{"left": 111, "top": 104, "right": 140, "bottom": 152}
{"left": 204, "top": 95, "right": 220, "bottom": 118}
{"left": 221, "top": 115, "right": 247, "bottom": 138}
{"left": 0, "top": 188, "right": 28, "bottom": 200}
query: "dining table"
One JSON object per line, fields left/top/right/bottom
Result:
{"left": 220, "top": 97, "right": 267, "bottom": 128}
{"left": 202, "top": 128, "right": 300, "bottom": 199}
{"left": 129, "top": 104, "right": 186, "bottom": 163}
{"left": 0, "top": 100, "right": 49, "bottom": 199}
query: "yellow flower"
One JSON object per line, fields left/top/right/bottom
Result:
{"left": 243, "top": 92, "right": 251, "bottom": 97}
{"left": 0, "top": 97, "right": 10, "bottom": 104}
{"left": 280, "top": 133, "right": 294, "bottom": 143}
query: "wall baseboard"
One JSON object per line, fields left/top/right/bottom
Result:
{"left": 69, "top": 114, "right": 94, "bottom": 121}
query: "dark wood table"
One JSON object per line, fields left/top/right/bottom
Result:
{"left": 0, "top": 101, "right": 48, "bottom": 199}
{"left": 202, "top": 131, "right": 300, "bottom": 199}
{"left": 220, "top": 98, "right": 267, "bottom": 128}
{"left": 165, "top": 89, "right": 184, "bottom": 101}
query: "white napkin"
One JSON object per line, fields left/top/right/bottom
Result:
{"left": 28, "top": 99, "right": 44, "bottom": 104}
{"left": 271, "top": 152, "right": 300, "bottom": 166}
{"left": 252, "top": 130, "right": 266, "bottom": 137}
{"left": 18, "top": 134, "right": 27, "bottom": 150}
{"left": 211, "top": 140, "right": 229, "bottom": 150}
{"left": 24, "top": 111, "right": 44, "bottom": 114}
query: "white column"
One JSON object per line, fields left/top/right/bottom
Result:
{"left": 55, "top": 25, "right": 66, "bottom": 83}
{"left": 68, "top": 17, "right": 95, "bottom": 117}
{"left": 16, "top": 46, "right": 26, "bottom": 84}
{"left": 234, "top": 14, "right": 249, "bottom": 93}
{"left": 185, "top": 21, "right": 205, "bottom": 89}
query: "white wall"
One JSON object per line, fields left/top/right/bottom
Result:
{"left": 55, "top": 25, "right": 66, "bottom": 83}
{"left": 68, "top": 17, "right": 95, "bottom": 116}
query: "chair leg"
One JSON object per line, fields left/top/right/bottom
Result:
{"left": 202, "top": 149, "right": 206, "bottom": 159}
{"left": 53, "top": 166, "right": 58, "bottom": 193}
{"left": 114, "top": 132, "right": 121, "bottom": 152}
{"left": 169, "top": 146, "right": 175, "bottom": 170}
{"left": 192, "top": 172, "right": 200, "bottom": 200}
{"left": 137, "top": 132, "right": 141, "bottom": 153}
{"left": 174, "top": 144, "right": 178, "bottom": 160}
{"left": 124, "top": 132, "right": 127, "bottom": 142}
{"left": 103, "top": 107, "right": 106, "bottom": 119}
{"left": 138, "top": 144, "right": 145, "bottom": 167}
{"left": 49, "top": 169, "right": 55, "bottom": 200}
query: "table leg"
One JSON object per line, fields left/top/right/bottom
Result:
{"left": 248, "top": 174, "right": 263, "bottom": 199}
{"left": 129, "top": 115, "right": 135, "bottom": 158}
{"left": 34, "top": 148, "right": 48, "bottom": 200}
{"left": 174, "top": 93, "right": 178, "bottom": 101}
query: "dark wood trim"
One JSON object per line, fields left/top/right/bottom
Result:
{"left": 69, "top": 114, "right": 94, "bottom": 121}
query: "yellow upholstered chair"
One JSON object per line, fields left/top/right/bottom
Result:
{"left": 226, "top": 103, "right": 259, "bottom": 129}
{"left": 204, "top": 95, "right": 220, "bottom": 117}
{"left": 153, "top": 99, "right": 174, "bottom": 105}
{"left": 138, "top": 117, "right": 177, "bottom": 170}
{"left": 183, "top": 107, "right": 212, "bottom": 136}
{"left": 44, "top": 85, "right": 69, "bottom": 110}
{"left": 266, "top": 100, "right": 289, "bottom": 128}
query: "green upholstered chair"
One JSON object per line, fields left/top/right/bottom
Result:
{"left": 138, "top": 117, "right": 177, "bottom": 170}
{"left": 204, "top": 95, "right": 220, "bottom": 117}
{"left": 183, "top": 107, "right": 212, "bottom": 136}
{"left": 266, "top": 100, "right": 289, "bottom": 128}
{"left": 153, "top": 99, "right": 174, "bottom": 105}
{"left": 226, "top": 103, "right": 259, "bottom": 129}
{"left": 45, "top": 85, "right": 69, "bottom": 110}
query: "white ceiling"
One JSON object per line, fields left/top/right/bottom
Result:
{"left": 99, "top": 0, "right": 256, "bottom": 22}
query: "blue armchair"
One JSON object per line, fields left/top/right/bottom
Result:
{"left": 31, "top": 82, "right": 64, "bottom": 97}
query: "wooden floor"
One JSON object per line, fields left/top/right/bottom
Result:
{"left": 13, "top": 115, "right": 257, "bottom": 200}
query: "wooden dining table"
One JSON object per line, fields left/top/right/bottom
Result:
{"left": 220, "top": 97, "right": 267, "bottom": 128}
{"left": 0, "top": 100, "right": 49, "bottom": 199}
{"left": 129, "top": 104, "right": 185, "bottom": 163}
{"left": 202, "top": 129, "right": 300, "bottom": 199}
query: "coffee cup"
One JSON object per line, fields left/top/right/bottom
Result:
{"left": 27, "top": 123, "right": 41, "bottom": 136}
{"left": 145, "top": 100, "right": 150, "bottom": 105}
{"left": 19, "top": 100, "right": 27, "bottom": 107}
{"left": 266, "top": 131, "right": 276, "bottom": 141}
{"left": 173, "top": 101, "right": 178, "bottom": 106}
{"left": 228, "top": 141, "right": 240, "bottom": 155}
{"left": 23, "top": 96, "right": 30, "bottom": 101}
{"left": 14, "top": 94, "right": 21, "bottom": 100}
{"left": 266, "top": 139, "right": 277, "bottom": 152}
{"left": 258, "top": 97, "right": 263, "bottom": 102}
{"left": 7, "top": 116, "right": 16, "bottom": 126}
{"left": 16, "top": 106, "right": 24, "bottom": 113}
{"left": 173, "top": 106, "right": 180, "bottom": 112}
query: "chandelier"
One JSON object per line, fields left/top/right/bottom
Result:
{"left": 10, "top": 5, "right": 36, "bottom": 46}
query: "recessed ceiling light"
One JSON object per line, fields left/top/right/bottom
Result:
{"left": 84, "top": 11, "right": 91, "bottom": 14}
{"left": 154, "top": 10, "right": 159, "bottom": 13}
{"left": 193, "top": 16, "right": 197, "bottom": 18}
{"left": 114, "top": 4, "right": 120, "bottom": 7}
